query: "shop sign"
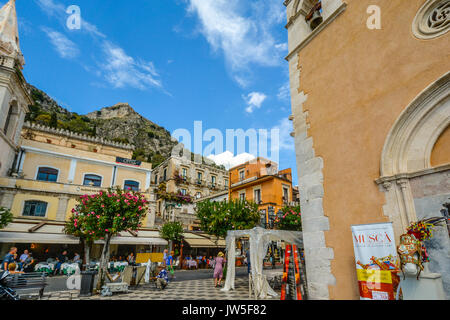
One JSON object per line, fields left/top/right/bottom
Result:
{"left": 116, "top": 157, "right": 142, "bottom": 166}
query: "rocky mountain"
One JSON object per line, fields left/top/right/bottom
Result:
{"left": 25, "top": 83, "right": 178, "bottom": 167}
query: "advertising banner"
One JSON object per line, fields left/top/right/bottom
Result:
{"left": 351, "top": 223, "right": 400, "bottom": 300}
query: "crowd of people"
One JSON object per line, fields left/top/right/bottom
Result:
{"left": 1, "top": 247, "right": 35, "bottom": 273}
{"left": 2, "top": 246, "right": 231, "bottom": 290}
{"left": 152, "top": 250, "right": 227, "bottom": 289}
{"left": 0, "top": 247, "right": 84, "bottom": 276}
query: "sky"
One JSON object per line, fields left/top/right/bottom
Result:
{"left": 13, "top": 0, "right": 297, "bottom": 184}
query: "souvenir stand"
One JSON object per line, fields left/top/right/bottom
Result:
{"left": 221, "top": 227, "right": 303, "bottom": 299}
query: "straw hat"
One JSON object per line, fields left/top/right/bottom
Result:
{"left": 218, "top": 252, "right": 224, "bottom": 257}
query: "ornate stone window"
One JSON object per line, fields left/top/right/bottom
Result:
{"left": 413, "top": 0, "right": 450, "bottom": 39}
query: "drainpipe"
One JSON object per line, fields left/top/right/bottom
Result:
{"left": 111, "top": 166, "right": 117, "bottom": 187}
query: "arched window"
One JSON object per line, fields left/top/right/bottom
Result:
{"left": 36, "top": 167, "right": 59, "bottom": 182}
{"left": 83, "top": 174, "right": 102, "bottom": 187}
{"left": 23, "top": 201, "right": 47, "bottom": 217}
{"left": 124, "top": 180, "right": 140, "bottom": 191}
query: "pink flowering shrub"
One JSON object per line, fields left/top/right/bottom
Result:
{"left": 274, "top": 206, "right": 302, "bottom": 231}
{"left": 64, "top": 187, "right": 149, "bottom": 287}
{"left": 65, "top": 187, "right": 148, "bottom": 240}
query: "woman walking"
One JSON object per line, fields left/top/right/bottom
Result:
{"left": 213, "top": 252, "right": 225, "bottom": 288}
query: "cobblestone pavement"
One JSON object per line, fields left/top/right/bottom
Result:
{"left": 36, "top": 277, "right": 275, "bottom": 300}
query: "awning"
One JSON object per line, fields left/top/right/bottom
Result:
{"left": 0, "top": 231, "right": 80, "bottom": 244}
{"left": 0, "top": 221, "right": 167, "bottom": 246}
{"left": 107, "top": 237, "right": 167, "bottom": 246}
{"left": 184, "top": 237, "right": 226, "bottom": 248}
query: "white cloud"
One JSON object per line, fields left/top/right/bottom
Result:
{"left": 36, "top": 0, "right": 164, "bottom": 92}
{"left": 271, "top": 117, "right": 295, "bottom": 152}
{"left": 41, "top": 27, "right": 79, "bottom": 58}
{"left": 100, "top": 41, "right": 162, "bottom": 90}
{"left": 277, "top": 81, "right": 291, "bottom": 101}
{"left": 207, "top": 151, "right": 255, "bottom": 170}
{"left": 243, "top": 92, "right": 267, "bottom": 113}
{"left": 36, "top": 0, "right": 106, "bottom": 38}
{"left": 186, "top": 0, "right": 286, "bottom": 86}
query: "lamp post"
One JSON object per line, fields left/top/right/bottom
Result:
{"left": 260, "top": 210, "right": 267, "bottom": 229}
{"left": 268, "top": 207, "right": 275, "bottom": 229}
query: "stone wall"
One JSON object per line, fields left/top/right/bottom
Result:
{"left": 410, "top": 170, "right": 450, "bottom": 299}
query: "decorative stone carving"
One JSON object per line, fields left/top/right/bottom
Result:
{"left": 413, "top": 0, "right": 450, "bottom": 39}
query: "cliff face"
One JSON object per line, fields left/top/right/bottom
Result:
{"left": 25, "top": 84, "right": 178, "bottom": 167}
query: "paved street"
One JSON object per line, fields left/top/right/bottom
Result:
{"left": 44, "top": 267, "right": 250, "bottom": 292}
{"left": 41, "top": 277, "right": 257, "bottom": 300}
{"left": 33, "top": 267, "right": 280, "bottom": 300}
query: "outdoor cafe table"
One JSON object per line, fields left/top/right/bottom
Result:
{"left": 34, "top": 263, "right": 55, "bottom": 275}
{"left": 109, "top": 262, "right": 128, "bottom": 272}
{"left": 61, "top": 263, "right": 80, "bottom": 276}
{"left": 187, "top": 260, "right": 197, "bottom": 269}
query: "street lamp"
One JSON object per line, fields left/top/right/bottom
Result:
{"left": 260, "top": 210, "right": 267, "bottom": 229}
{"left": 268, "top": 207, "right": 275, "bottom": 229}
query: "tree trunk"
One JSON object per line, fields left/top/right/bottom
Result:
{"left": 96, "top": 233, "right": 112, "bottom": 291}
{"left": 84, "top": 242, "right": 91, "bottom": 270}
{"left": 180, "top": 243, "right": 184, "bottom": 268}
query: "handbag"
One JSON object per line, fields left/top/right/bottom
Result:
{"left": 167, "top": 265, "right": 174, "bottom": 275}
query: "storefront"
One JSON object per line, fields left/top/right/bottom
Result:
{"left": 182, "top": 232, "right": 226, "bottom": 258}
{"left": 0, "top": 220, "right": 167, "bottom": 263}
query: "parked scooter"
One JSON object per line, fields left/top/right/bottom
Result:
{"left": 0, "top": 271, "right": 19, "bottom": 300}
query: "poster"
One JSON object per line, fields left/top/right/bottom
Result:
{"left": 351, "top": 223, "right": 400, "bottom": 300}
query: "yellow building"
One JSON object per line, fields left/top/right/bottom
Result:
{"left": 152, "top": 155, "right": 228, "bottom": 230}
{"left": 0, "top": 123, "right": 167, "bottom": 260}
{"left": 229, "top": 158, "right": 297, "bottom": 227}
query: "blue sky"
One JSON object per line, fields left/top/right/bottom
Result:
{"left": 14, "top": 0, "right": 297, "bottom": 184}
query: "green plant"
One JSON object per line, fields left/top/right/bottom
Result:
{"left": 50, "top": 112, "right": 58, "bottom": 128}
{"left": 34, "top": 114, "right": 52, "bottom": 126}
{"left": 0, "top": 207, "right": 13, "bottom": 229}
{"left": 274, "top": 205, "right": 302, "bottom": 231}
{"left": 65, "top": 187, "right": 148, "bottom": 290}
{"left": 159, "top": 221, "right": 184, "bottom": 243}
{"left": 196, "top": 199, "right": 260, "bottom": 240}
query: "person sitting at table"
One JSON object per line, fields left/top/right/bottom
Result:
{"left": 155, "top": 265, "right": 168, "bottom": 290}
{"left": 18, "top": 250, "right": 29, "bottom": 271}
{"left": 73, "top": 252, "right": 81, "bottom": 264}
{"left": 127, "top": 252, "right": 136, "bottom": 266}
{"left": 53, "top": 250, "right": 68, "bottom": 276}
{"left": 23, "top": 253, "right": 35, "bottom": 273}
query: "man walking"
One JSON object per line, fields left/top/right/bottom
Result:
{"left": 2, "top": 247, "right": 17, "bottom": 271}
{"left": 166, "top": 251, "right": 175, "bottom": 280}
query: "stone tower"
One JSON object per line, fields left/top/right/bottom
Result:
{"left": 0, "top": 0, "right": 32, "bottom": 177}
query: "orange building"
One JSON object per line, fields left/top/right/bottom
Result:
{"left": 229, "top": 158, "right": 296, "bottom": 226}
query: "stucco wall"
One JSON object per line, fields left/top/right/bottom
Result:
{"left": 293, "top": 0, "right": 450, "bottom": 299}
{"left": 431, "top": 126, "right": 450, "bottom": 167}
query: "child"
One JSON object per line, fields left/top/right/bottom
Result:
{"left": 155, "top": 265, "right": 168, "bottom": 290}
